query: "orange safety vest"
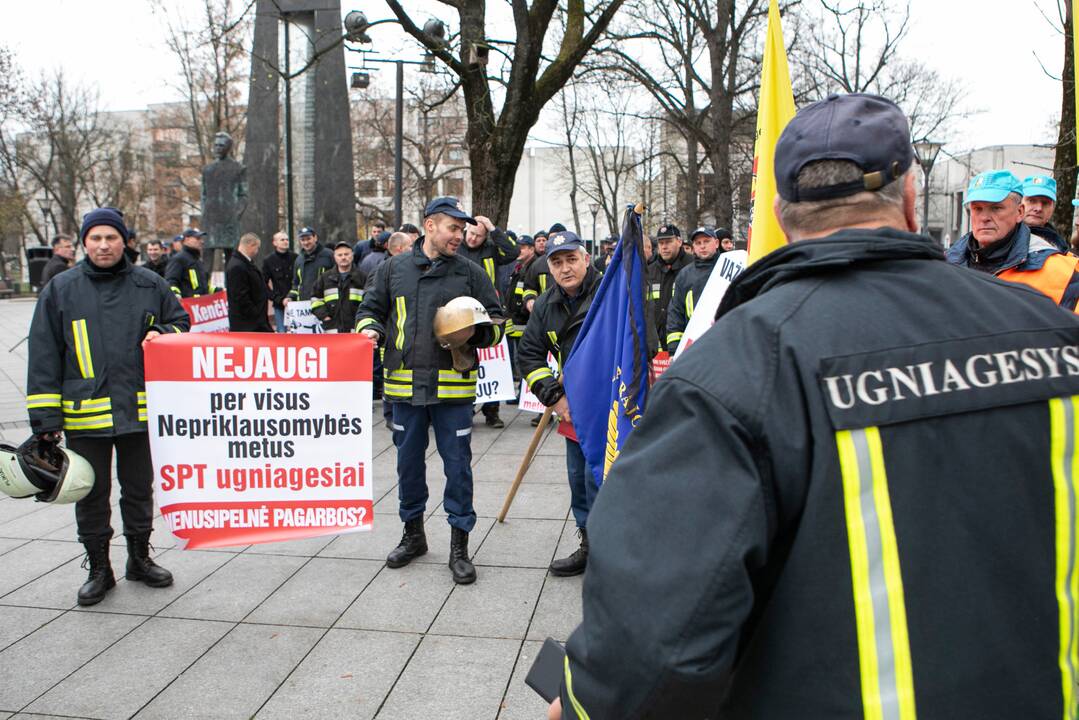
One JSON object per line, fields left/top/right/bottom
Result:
{"left": 998, "top": 252, "right": 1079, "bottom": 311}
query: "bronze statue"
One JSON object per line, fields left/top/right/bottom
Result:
{"left": 201, "top": 132, "right": 247, "bottom": 250}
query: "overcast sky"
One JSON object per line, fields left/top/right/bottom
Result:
{"left": 0, "top": 0, "right": 1066, "bottom": 151}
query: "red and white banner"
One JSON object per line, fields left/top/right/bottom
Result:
{"left": 475, "top": 338, "right": 516, "bottom": 403}
{"left": 144, "top": 333, "right": 374, "bottom": 549}
{"left": 180, "top": 290, "right": 230, "bottom": 333}
{"left": 651, "top": 351, "right": 672, "bottom": 381}
{"left": 672, "top": 250, "right": 747, "bottom": 361}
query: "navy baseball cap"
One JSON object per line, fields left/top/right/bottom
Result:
{"left": 549, "top": 222, "right": 567, "bottom": 234}
{"left": 690, "top": 226, "right": 717, "bottom": 241}
{"left": 775, "top": 93, "right": 914, "bottom": 202}
{"left": 333, "top": 240, "right": 353, "bottom": 251}
{"left": 182, "top": 228, "right": 207, "bottom": 238}
{"left": 547, "top": 230, "right": 585, "bottom": 256}
{"left": 298, "top": 226, "right": 316, "bottom": 237}
{"left": 533, "top": 229, "right": 549, "bottom": 239}
{"left": 518, "top": 234, "right": 535, "bottom": 246}
{"left": 655, "top": 224, "right": 681, "bottom": 239}
{"left": 423, "top": 196, "right": 476, "bottom": 224}
{"left": 172, "top": 234, "right": 183, "bottom": 243}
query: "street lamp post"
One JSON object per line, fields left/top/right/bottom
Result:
{"left": 36, "top": 196, "right": 53, "bottom": 244}
{"left": 913, "top": 140, "right": 943, "bottom": 241}
{"left": 589, "top": 202, "right": 599, "bottom": 255}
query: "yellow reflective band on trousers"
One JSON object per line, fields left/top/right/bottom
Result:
{"left": 564, "top": 656, "right": 591, "bottom": 720}
{"left": 394, "top": 296, "right": 406, "bottom": 351}
{"left": 483, "top": 257, "right": 495, "bottom": 284}
{"left": 27, "top": 393, "right": 61, "bottom": 410}
{"left": 835, "top": 427, "right": 916, "bottom": 720}
{"left": 1049, "top": 396, "right": 1079, "bottom": 720}
{"left": 71, "top": 319, "right": 95, "bottom": 379}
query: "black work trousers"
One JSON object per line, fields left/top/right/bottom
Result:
{"left": 66, "top": 432, "right": 154, "bottom": 543}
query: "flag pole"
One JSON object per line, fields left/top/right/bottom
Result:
{"left": 498, "top": 406, "right": 555, "bottom": 522}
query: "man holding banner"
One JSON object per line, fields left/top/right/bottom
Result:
{"left": 517, "top": 230, "right": 602, "bottom": 576}
{"left": 553, "top": 93, "right": 1079, "bottom": 720}
{"left": 355, "top": 197, "right": 504, "bottom": 585}
{"left": 27, "top": 207, "right": 189, "bottom": 607}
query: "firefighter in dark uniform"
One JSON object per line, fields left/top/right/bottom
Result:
{"left": 518, "top": 231, "right": 602, "bottom": 577}
{"left": 522, "top": 227, "right": 557, "bottom": 313}
{"left": 355, "top": 197, "right": 505, "bottom": 585}
{"left": 504, "top": 234, "right": 537, "bottom": 386}
{"left": 460, "top": 215, "right": 519, "bottom": 428}
{"left": 645, "top": 224, "right": 692, "bottom": 356}
{"left": 664, "top": 226, "right": 728, "bottom": 353}
{"left": 27, "top": 208, "right": 189, "bottom": 607}
{"left": 310, "top": 241, "right": 367, "bottom": 333}
{"left": 286, "top": 226, "right": 334, "bottom": 303}
{"left": 165, "top": 228, "right": 215, "bottom": 297}
{"left": 551, "top": 93, "right": 1079, "bottom": 720}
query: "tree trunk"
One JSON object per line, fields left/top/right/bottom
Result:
{"left": 1054, "top": 0, "right": 1076, "bottom": 237}
{"left": 685, "top": 127, "right": 700, "bottom": 228}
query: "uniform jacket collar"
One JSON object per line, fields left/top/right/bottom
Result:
{"left": 718, "top": 227, "right": 944, "bottom": 318}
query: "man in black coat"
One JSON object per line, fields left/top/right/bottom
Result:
{"left": 262, "top": 231, "right": 296, "bottom": 332}
{"left": 225, "top": 233, "right": 272, "bottom": 332}
{"left": 41, "top": 234, "right": 75, "bottom": 286}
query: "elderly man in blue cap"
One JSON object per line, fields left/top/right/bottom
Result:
{"left": 947, "top": 169, "right": 1079, "bottom": 311}
{"left": 1022, "top": 174, "right": 1069, "bottom": 253}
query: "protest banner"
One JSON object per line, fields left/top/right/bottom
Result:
{"left": 652, "top": 351, "right": 672, "bottom": 381}
{"left": 180, "top": 290, "right": 230, "bottom": 333}
{"left": 517, "top": 352, "right": 560, "bottom": 414}
{"left": 144, "top": 332, "right": 373, "bottom": 549}
{"left": 284, "top": 300, "right": 325, "bottom": 334}
{"left": 672, "top": 250, "right": 747, "bottom": 362}
{"left": 475, "top": 338, "right": 516, "bottom": 403}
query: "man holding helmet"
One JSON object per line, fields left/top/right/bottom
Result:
{"left": 355, "top": 196, "right": 504, "bottom": 585}
{"left": 27, "top": 207, "right": 189, "bottom": 606}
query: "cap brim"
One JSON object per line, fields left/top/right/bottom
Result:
{"left": 966, "top": 188, "right": 1013, "bottom": 204}
{"left": 547, "top": 244, "right": 583, "bottom": 255}
{"left": 1024, "top": 189, "right": 1057, "bottom": 201}
{"left": 448, "top": 211, "right": 477, "bottom": 225}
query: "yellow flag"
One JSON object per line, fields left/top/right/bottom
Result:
{"left": 747, "top": 0, "right": 796, "bottom": 265}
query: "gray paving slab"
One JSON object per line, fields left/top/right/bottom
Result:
{"left": 498, "top": 640, "right": 552, "bottom": 720}
{"left": 473, "top": 453, "right": 566, "bottom": 484}
{"left": 335, "top": 562, "right": 453, "bottom": 634}
{"left": 246, "top": 557, "right": 382, "bottom": 628}
{"left": 25, "top": 617, "right": 233, "bottom": 719}
{"left": 133, "top": 623, "right": 323, "bottom": 720}
{"left": 0, "top": 607, "right": 62, "bottom": 653}
{"left": 0, "top": 538, "right": 27, "bottom": 557}
{"left": 474, "top": 518, "right": 564, "bottom": 569}
{"left": 74, "top": 548, "right": 234, "bottom": 616}
{"left": 158, "top": 552, "right": 306, "bottom": 622}
{"left": 256, "top": 628, "right": 419, "bottom": 720}
{"left": 430, "top": 566, "right": 546, "bottom": 640}
{"left": 0, "top": 501, "right": 47, "bottom": 528}
{"left": 0, "top": 504, "right": 75, "bottom": 540}
{"left": 243, "top": 533, "right": 335, "bottom": 557}
{"left": 0, "top": 611, "right": 144, "bottom": 711}
{"left": 376, "top": 634, "right": 520, "bottom": 720}
{"left": 0, "top": 555, "right": 83, "bottom": 611}
{"left": 527, "top": 574, "right": 584, "bottom": 643}
{"left": 316, "top": 519, "right": 401, "bottom": 560}
{"left": 472, "top": 481, "right": 570, "bottom": 520}
{"left": 415, "top": 514, "right": 495, "bottom": 566}
{"left": 0, "top": 540, "right": 84, "bottom": 598}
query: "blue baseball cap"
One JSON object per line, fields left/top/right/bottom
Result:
{"left": 518, "top": 234, "right": 535, "bottom": 246}
{"left": 547, "top": 230, "right": 585, "bottom": 256}
{"left": 690, "top": 226, "right": 717, "bottom": 241}
{"left": 1022, "top": 174, "right": 1057, "bottom": 201}
{"left": 423, "top": 196, "right": 476, "bottom": 224}
{"left": 298, "top": 226, "right": 316, "bottom": 237}
{"left": 182, "top": 228, "right": 206, "bottom": 238}
{"left": 965, "top": 170, "right": 1023, "bottom": 204}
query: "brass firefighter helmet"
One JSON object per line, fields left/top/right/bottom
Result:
{"left": 434, "top": 297, "right": 496, "bottom": 371}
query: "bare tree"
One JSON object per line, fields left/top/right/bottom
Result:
{"left": 383, "top": 0, "right": 627, "bottom": 226}
{"left": 1038, "top": 0, "right": 1076, "bottom": 233}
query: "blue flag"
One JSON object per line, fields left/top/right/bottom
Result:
{"left": 563, "top": 205, "right": 650, "bottom": 487}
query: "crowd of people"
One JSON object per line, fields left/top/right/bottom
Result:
{"left": 20, "top": 89, "right": 1079, "bottom": 718}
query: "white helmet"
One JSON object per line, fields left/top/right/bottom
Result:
{"left": 0, "top": 437, "right": 94, "bottom": 504}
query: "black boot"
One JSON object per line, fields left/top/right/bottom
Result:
{"left": 449, "top": 527, "right": 477, "bottom": 584}
{"left": 550, "top": 528, "right": 588, "bottom": 577}
{"left": 386, "top": 518, "right": 427, "bottom": 568}
{"left": 77, "top": 538, "right": 116, "bottom": 606}
{"left": 484, "top": 409, "right": 505, "bottom": 429}
{"left": 125, "top": 533, "right": 173, "bottom": 587}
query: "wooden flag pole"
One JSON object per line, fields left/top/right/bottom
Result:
{"left": 497, "top": 406, "right": 555, "bottom": 522}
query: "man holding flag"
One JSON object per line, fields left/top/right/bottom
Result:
{"left": 516, "top": 230, "right": 602, "bottom": 576}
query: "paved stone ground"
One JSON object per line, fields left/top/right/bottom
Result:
{"left": 0, "top": 298, "right": 578, "bottom": 720}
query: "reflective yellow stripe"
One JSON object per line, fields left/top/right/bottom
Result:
{"left": 666, "top": 332, "right": 683, "bottom": 345}
{"left": 564, "top": 656, "right": 591, "bottom": 720}
{"left": 386, "top": 369, "right": 413, "bottom": 381}
{"left": 310, "top": 298, "right": 326, "bottom": 310}
{"left": 525, "top": 368, "right": 554, "bottom": 386}
{"left": 523, "top": 289, "right": 538, "bottom": 301}
{"left": 188, "top": 268, "right": 199, "bottom": 290}
{"left": 27, "top": 393, "right": 62, "bottom": 409}
{"left": 137, "top": 392, "right": 147, "bottom": 406}
{"left": 71, "top": 319, "right": 94, "bottom": 379}
{"left": 546, "top": 331, "right": 558, "bottom": 348}
{"left": 356, "top": 317, "right": 377, "bottom": 333}
{"left": 63, "top": 398, "right": 113, "bottom": 415}
{"left": 384, "top": 384, "right": 412, "bottom": 398}
{"left": 437, "top": 386, "right": 477, "bottom": 399}
{"left": 491, "top": 324, "right": 503, "bottom": 344}
{"left": 483, "top": 257, "right": 495, "bottom": 284}
{"left": 349, "top": 289, "right": 364, "bottom": 302}
{"left": 685, "top": 290, "right": 695, "bottom": 318}
{"left": 539, "top": 275, "right": 547, "bottom": 293}
{"left": 63, "top": 414, "right": 113, "bottom": 430}
{"left": 170, "top": 286, "right": 182, "bottom": 296}
{"left": 394, "top": 296, "right": 406, "bottom": 351}
{"left": 323, "top": 290, "right": 340, "bottom": 301}
{"left": 514, "top": 283, "right": 525, "bottom": 296}
{"left": 1049, "top": 396, "right": 1079, "bottom": 720}
{"left": 836, "top": 427, "right": 916, "bottom": 720}
{"left": 137, "top": 409, "right": 148, "bottom": 422}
